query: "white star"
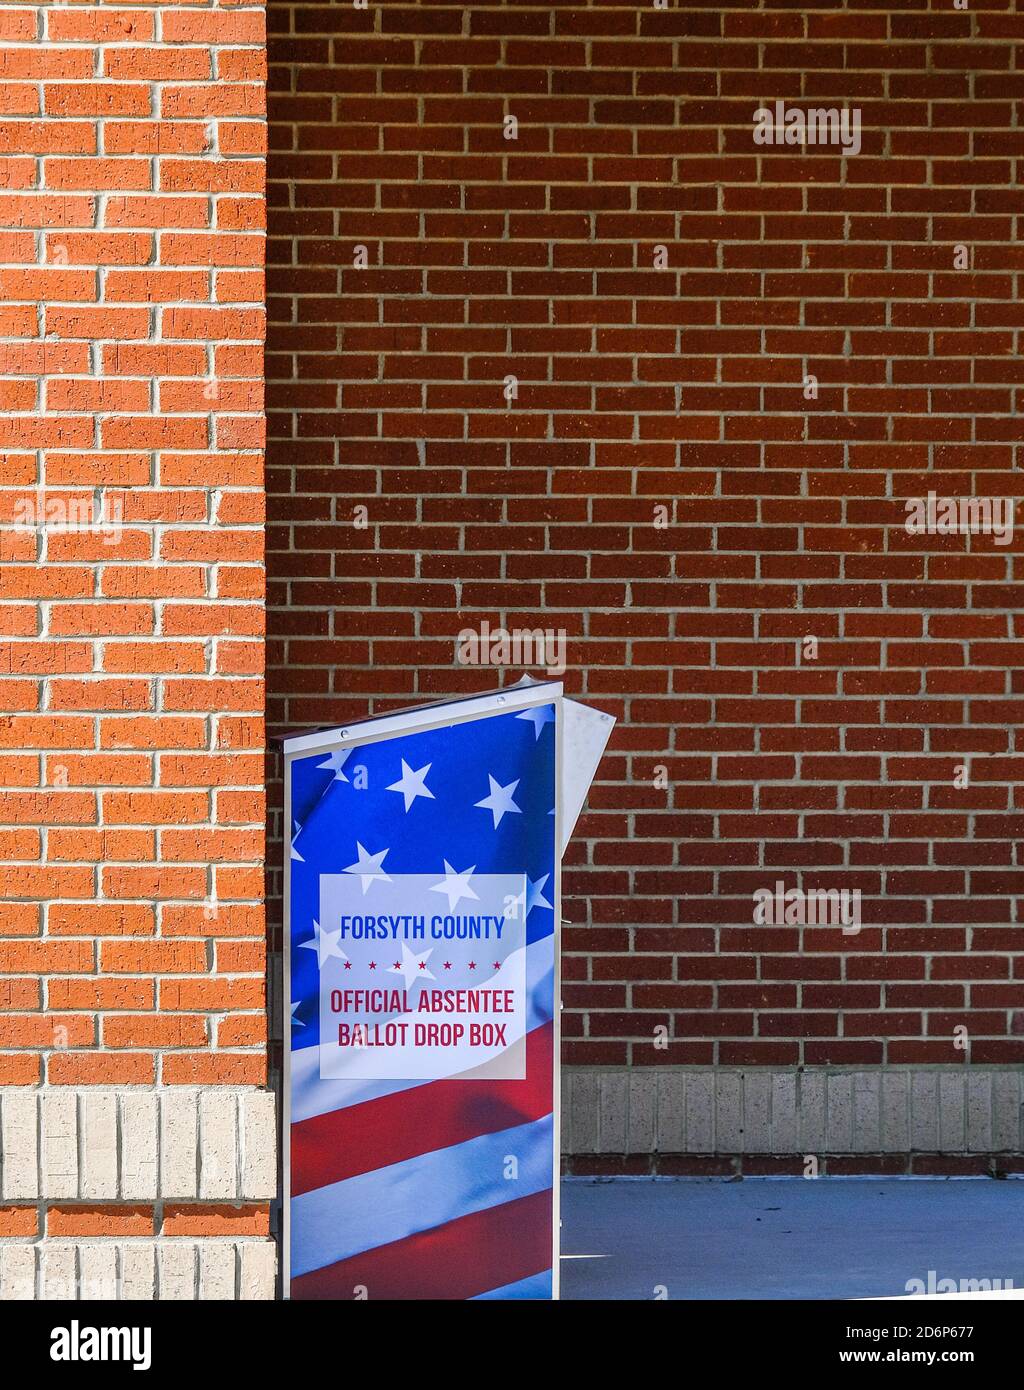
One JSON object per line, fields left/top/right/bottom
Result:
{"left": 343, "top": 842, "right": 391, "bottom": 894}
{"left": 526, "top": 873, "right": 553, "bottom": 916}
{"left": 317, "top": 749, "right": 353, "bottom": 782}
{"left": 475, "top": 775, "right": 522, "bottom": 829}
{"left": 299, "top": 920, "right": 347, "bottom": 970}
{"left": 386, "top": 759, "right": 435, "bottom": 812}
{"left": 388, "top": 941, "right": 435, "bottom": 991}
{"left": 430, "top": 861, "right": 479, "bottom": 911}
{"left": 290, "top": 818, "right": 304, "bottom": 862}
{"left": 290, "top": 1000, "right": 305, "bottom": 1029}
{"left": 517, "top": 705, "right": 555, "bottom": 740}
{"left": 502, "top": 875, "right": 551, "bottom": 923}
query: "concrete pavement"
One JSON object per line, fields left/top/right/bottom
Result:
{"left": 559, "top": 1177, "right": 1024, "bottom": 1300}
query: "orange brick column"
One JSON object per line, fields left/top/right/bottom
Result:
{"left": 0, "top": 1, "right": 274, "bottom": 1298}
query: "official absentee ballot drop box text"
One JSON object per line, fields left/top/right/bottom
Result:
{"left": 282, "top": 680, "right": 612, "bottom": 1300}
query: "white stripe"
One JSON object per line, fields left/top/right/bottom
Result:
{"left": 291, "top": 934, "right": 554, "bottom": 1123}
{"left": 472, "top": 1270, "right": 552, "bottom": 1300}
{"left": 291, "top": 1114, "right": 553, "bottom": 1277}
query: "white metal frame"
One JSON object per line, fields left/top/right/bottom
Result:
{"left": 281, "top": 681, "right": 564, "bottom": 1300}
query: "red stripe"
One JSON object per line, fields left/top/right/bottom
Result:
{"left": 291, "top": 1188, "right": 553, "bottom": 1300}
{"left": 291, "top": 1021, "right": 553, "bottom": 1197}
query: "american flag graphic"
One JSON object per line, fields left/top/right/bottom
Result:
{"left": 285, "top": 697, "right": 558, "bottom": 1300}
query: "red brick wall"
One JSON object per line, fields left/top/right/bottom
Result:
{"left": 0, "top": 0, "right": 267, "bottom": 1096}
{"left": 267, "top": 0, "right": 1024, "bottom": 1078}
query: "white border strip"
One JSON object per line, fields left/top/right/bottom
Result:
{"left": 281, "top": 682, "right": 563, "bottom": 758}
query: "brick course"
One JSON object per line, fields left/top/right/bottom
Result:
{"left": 0, "top": 0, "right": 274, "bottom": 1278}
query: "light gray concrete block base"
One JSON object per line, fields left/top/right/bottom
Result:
{"left": 0, "top": 1240, "right": 277, "bottom": 1301}
{"left": 0, "top": 1086, "right": 278, "bottom": 1301}
{"left": 561, "top": 1067, "right": 1024, "bottom": 1157}
{"left": 0, "top": 1087, "right": 277, "bottom": 1202}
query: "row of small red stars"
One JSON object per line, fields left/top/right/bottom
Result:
{"left": 343, "top": 960, "right": 503, "bottom": 971}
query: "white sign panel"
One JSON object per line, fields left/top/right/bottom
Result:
{"left": 317, "top": 872, "right": 528, "bottom": 1081}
